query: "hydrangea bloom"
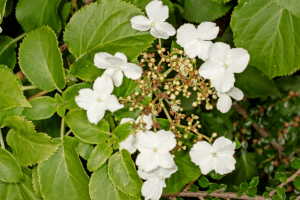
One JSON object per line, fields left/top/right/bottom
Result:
{"left": 94, "top": 52, "right": 142, "bottom": 87}
{"left": 217, "top": 87, "right": 244, "bottom": 113}
{"left": 190, "top": 136, "right": 236, "bottom": 175}
{"left": 198, "top": 42, "right": 250, "bottom": 93}
{"left": 119, "top": 114, "right": 153, "bottom": 154}
{"left": 75, "top": 75, "right": 124, "bottom": 124}
{"left": 135, "top": 129, "right": 176, "bottom": 172}
{"left": 138, "top": 165, "right": 178, "bottom": 200}
{"left": 130, "top": 1, "right": 176, "bottom": 39}
{"left": 176, "top": 22, "right": 219, "bottom": 60}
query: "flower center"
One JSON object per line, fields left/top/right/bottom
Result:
{"left": 115, "top": 66, "right": 120, "bottom": 71}
{"left": 197, "top": 38, "right": 201, "bottom": 42}
{"left": 151, "top": 22, "right": 155, "bottom": 27}
{"left": 97, "top": 98, "right": 102, "bottom": 103}
{"left": 159, "top": 176, "right": 163, "bottom": 180}
{"left": 212, "top": 153, "right": 217, "bottom": 157}
{"left": 153, "top": 148, "right": 158, "bottom": 152}
{"left": 223, "top": 64, "right": 228, "bottom": 68}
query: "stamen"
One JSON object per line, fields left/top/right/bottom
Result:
{"left": 212, "top": 153, "right": 217, "bottom": 157}
{"left": 153, "top": 148, "right": 158, "bottom": 152}
{"left": 223, "top": 64, "right": 228, "bottom": 68}
{"left": 115, "top": 66, "right": 120, "bottom": 71}
{"left": 151, "top": 22, "right": 155, "bottom": 27}
{"left": 97, "top": 98, "right": 102, "bottom": 103}
{"left": 159, "top": 176, "right": 163, "bottom": 180}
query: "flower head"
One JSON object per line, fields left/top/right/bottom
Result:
{"left": 130, "top": 1, "right": 176, "bottom": 39}
{"left": 177, "top": 22, "right": 219, "bottom": 60}
{"left": 217, "top": 87, "right": 244, "bottom": 113}
{"left": 75, "top": 75, "right": 124, "bottom": 124}
{"left": 198, "top": 42, "right": 250, "bottom": 92}
{"left": 189, "top": 136, "right": 236, "bottom": 175}
{"left": 94, "top": 52, "right": 142, "bottom": 87}
{"left": 135, "top": 129, "right": 176, "bottom": 172}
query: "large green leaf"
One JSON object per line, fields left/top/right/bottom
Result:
{"left": 0, "top": 147, "right": 23, "bottom": 182}
{"left": 208, "top": 0, "right": 231, "bottom": 3}
{"left": 75, "top": 137, "right": 94, "bottom": 160}
{"left": 0, "top": 169, "right": 39, "bottom": 200}
{"left": 231, "top": 0, "right": 300, "bottom": 78}
{"left": 64, "top": 0, "right": 154, "bottom": 82}
{"left": 90, "top": 163, "right": 139, "bottom": 200}
{"left": 19, "top": 26, "right": 66, "bottom": 92}
{"left": 273, "top": 0, "right": 300, "bottom": 17}
{"left": 66, "top": 109, "right": 111, "bottom": 144}
{"left": 0, "top": 68, "right": 31, "bottom": 112}
{"left": 235, "top": 65, "right": 279, "bottom": 98}
{"left": 0, "top": 107, "right": 24, "bottom": 128}
{"left": 5, "top": 115, "right": 62, "bottom": 166}
{"left": 16, "top": 0, "right": 62, "bottom": 33}
{"left": 182, "top": 0, "right": 233, "bottom": 23}
{"left": 22, "top": 96, "right": 57, "bottom": 120}
{"left": 87, "top": 142, "right": 113, "bottom": 171}
{"left": 38, "top": 136, "right": 90, "bottom": 200}
{"left": 0, "top": 36, "right": 18, "bottom": 69}
{"left": 108, "top": 150, "right": 143, "bottom": 197}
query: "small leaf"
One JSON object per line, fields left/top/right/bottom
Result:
{"left": 189, "top": 184, "right": 198, "bottom": 192}
{"left": 75, "top": 138, "right": 94, "bottom": 160}
{"left": 292, "top": 158, "right": 300, "bottom": 169}
{"left": 66, "top": 109, "right": 111, "bottom": 144}
{"left": 234, "top": 140, "right": 241, "bottom": 149}
{"left": 246, "top": 187, "right": 257, "bottom": 197}
{"left": 55, "top": 93, "right": 66, "bottom": 117}
{"left": 0, "top": 147, "right": 23, "bottom": 182}
{"left": 210, "top": 171, "right": 225, "bottom": 180}
{"left": 209, "top": 183, "right": 218, "bottom": 192}
{"left": 113, "top": 122, "right": 135, "bottom": 146}
{"left": 233, "top": 186, "right": 240, "bottom": 192}
{"left": 87, "top": 142, "right": 113, "bottom": 172}
{"left": 293, "top": 176, "right": 300, "bottom": 189}
{"left": 240, "top": 182, "right": 249, "bottom": 192}
{"left": 249, "top": 176, "right": 259, "bottom": 187}
{"left": 237, "top": 191, "right": 243, "bottom": 197}
{"left": 0, "top": 36, "right": 18, "bottom": 69}
{"left": 263, "top": 192, "right": 270, "bottom": 198}
{"left": 218, "top": 184, "right": 227, "bottom": 192}
{"left": 22, "top": 97, "right": 57, "bottom": 120}
{"left": 108, "top": 150, "right": 143, "bottom": 198}
{"left": 276, "top": 187, "right": 285, "bottom": 196}
{"left": 198, "top": 176, "right": 210, "bottom": 188}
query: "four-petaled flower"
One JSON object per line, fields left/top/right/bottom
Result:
{"left": 177, "top": 22, "right": 219, "bottom": 60}
{"left": 94, "top": 52, "right": 142, "bottom": 87}
{"left": 135, "top": 129, "right": 176, "bottom": 172}
{"left": 75, "top": 75, "right": 124, "bottom": 125}
{"left": 198, "top": 42, "right": 250, "bottom": 93}
{"left": 130, "top": 1, "right": 176, "bottom": 39}
{"left": 190, "top": 136, "right": 236, "bottom": 175}
{"left": 217, "top": 87, "right": 244, "bottom": 113}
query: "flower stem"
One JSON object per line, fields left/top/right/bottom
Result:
{"left": 60, "top": 116, "right": 65, "bottom": 140}
{"left": 0, "top": 129, "right": 5, "bottom": 149}
{"left": 160, "top": 98, "right": 172, "bottom": 123}
{"left": 107, "top": 114, "right": 116, "bottom": 131}
{"left": 13, "top": 33, "right": 26, "bottom": 43}
{"left": 21, "top": 85, "right": 37, "bottom": 91}
{"left": 56, "top": 87, "right": 63, "bottom": 94}
{"left": 159, "top": 38, "right": 162, "bottom": 49}
{"left": 163, "top": 67, "right": 173, "bottom": 76}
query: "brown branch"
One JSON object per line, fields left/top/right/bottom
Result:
{"left": 59, "top": 43, "right": 68, "bottom": 52}
{"left": 27, "top": 91, "right": 48, "bottom": 101}
{"left": 162, "top": 191, "right": 265, "bottom": 200}
{"left": 233, "top": 104, "right": 284, "bottom": 152}
{"left": 84, "top": 0, "right": 94, "bottom": 5}
{"left": 269, "top": 169, "right": 300, "bottom": 197}
{"left": 296, "top": 195, "right": 300, "bottom": 200}
{"left": 183, "top": 180, "right": 197, "bottom": 192}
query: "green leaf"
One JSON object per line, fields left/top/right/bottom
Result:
{"left": 0, "top": 36, "right": 18, "bottom": 69}
{"left": 234, "top": 140, "right": 241, "bottom": 149}
{"left": 5, "top": 115, "right": 62, "bottom": 166}
{"left": 90, "top": 163, "right": 139, "bottom": 200}
{"left": 16, "top": 0, "right": 62, "bottom": 33}
{"left": 198, "top": 176, "right": 210, "bottom": 188}
{"left": 112, "top": 77, "right": 140, "bottom": 98}
{"left": 62, "top": 82, "right": 92, "bottom": 110}
{"left": 182, "top": 0, "right": 232, "bottom": 23}
{"left": 273, "top": 0, "right": 300, "bottom": 17}
{"left": 0, "top": 147, "right": 23, "bottom": 182}
{"left": 208, "top": 0, "right": 232, "bottom": 4}
{"left": 0, "top": 169, "right": 39, "bottom": 200}
{"left": 22, "top": 96, "right": 57, "bottom": 120}
{"left": 31, "top": 166, "right": 42, "bottom": 198}
{"left": 66, "top": 109, "right": 111, "bottom": 144}
{"left": 108, "top": 149, "right": 143, "bottom": 197}
{"left": 249, "top": 176, "right": 259, "bottom": 187}
{"left": 0, "top": 0, "right": 7, "bottom": 23}
{"left": 0, "top": 107, "right": 24, "bottom": 128}
{"left": 276, "top": 187, "right": 285, "bottom": 196}
{"left": 240, "top": 182, "right": 249, "bottom": 192}
{"left": 210, "top": 171, "right": 225, "bottom": 180}
{"left": 263, "top": 192, "right": 270, "bottom": 198}
{"left": 291, "top": 158, "right": 300, "bottom": 169}
{"left": 293, "top": 176, "right": 300, "bottom": 189}
{"left": 113, "top": 122, "right": 135, "bottom": 148}
{"left": 189, "top": 184, "right": 199, "bottom": 192}
{"left": 64, "top": 0, "right": 154, "bottom": 82}
{"left": 19, "top": 26, "right": 66, "bottom": 92}
{"left": 87, "top": 142, "right": 113, "bottom": 171}
{"left": 0, "top": 68, "right": 31, "bottom": 112}
{"left": 75, "top": 138, "right": 94, "bottom": 160}
{"left": 55, "top": 93, "right": 66, "bottom": 117}
{"left": 246, "top": 187, "right": 257, "bottom": 197}
{"left": 231, "top": 0, "right": 300, "bottom": 78}
{"left": 38, "top": 136, "right": 90, "bottom": 200}
{"left": 275, "top": 75, "right": 300, "bottom": 93}
{"left": 235, "top": 65, "right": 279, "bottom": 98}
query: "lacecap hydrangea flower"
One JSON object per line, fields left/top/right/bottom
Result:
{"left": 190, "top": 136, "right": 236, "bottom": 175}
{"left": 130, "top": 0, "right": 176, "bottom": 39}
{"left": 217, "top": 87, "right": 244, "bottom": 113}
{"left": 94, "top": 52, "right": 142, "bottom": 87}
{"left": 75, "top": 75, "right": 124, "bottom": 124}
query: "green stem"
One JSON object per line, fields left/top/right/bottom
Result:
{"left": 0, "top": 129, "right": 5, "bottom": 149}
{"left": 60, "top": 116, "right": 65, "bottom": 140}
{"left": 65, "top": 130, "right": 72, "bottom": 136}
{"left": 159, "top": 38, "right": 162, "bottom": 49}
{"left": 160, "top": 98, "right": 172, "bottom": 123}
{"left": 21, "top": 85, "right": 37, "bottom": 91}
{"left": 163, "top": 67, "right": 173, "bottom": 76}
{"left": 56, "top": 87, "right": 63, "bottom": 94}
{"left": 13, "top": 33, "right": 26, "bottom": 43}
{"left": 108, "top": 114, "right": 116, "bottom": 131}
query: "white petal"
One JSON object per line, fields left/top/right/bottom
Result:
{"left": 156, "top": 151, "right": 176, "bottom": 169}
{"left": 210, "top": 68, "right": 235, "bottom": 93}
{"left": 136, "top": 151, "right": 159, "bottom": 172}
{"left": 102, "top": 95, "right": 124, "bottom": 113}
{"left": 136, "top": 114, "right": 153, "bottom": 130}
{"left": 197, "top": 22, "right": 219, "bottom": 41}
{"left": 209, "top": 42, "right": 231, "bottom": 64}
{"left": 135, "top": 131, "right": 156, "bottom": 152}
{"left": 141, "top": 179, "right": 164, "bottom": 200}
{"left": 138, "top": 169, "right": 158, "bottom": 180}
{"left": 121, "top": 63, "right": 143, "bottom": 80}
{"left": 184, "top": 40, "right": 199, "bottom": 59}
{"left": 75, "top": 88, "right": 97, "bottom": 110}
{"left": 87, "top": 103, "right": 105, "bottom": 125}
{"left": 93, "top": 75, "right": 114, "bottom": 99}
{"left": 155, "top": 130, "right": 176, "bottom": 151}
{"left": 156, "top": 21, "right": 176, "bottom": 36}
{"left": 214, "top": 155, "right": 236, "bottom": 175}
{"left": 119, "top": 134, "right": 137, "bottom": 154}
{"left": 105, "top": 56, "right": 125, "bottom": 67}
{"left": 228, "top": 87, "right": 244, "bottom": 101}
{"left": 212, "top": 136, "right": 235, "bottom": 154}
{"left": 103, "top": 68, "right": 116, "bottom": 77}
{"left": 146, "top": 1, "right": 169, "bottom": 22}
{"left": 216, "top": 94, "right": 232, "bottom": 113}
{"left": 200, "top": 157, "right": 214, "bottom": 175}
{"left": 114, "top": 52, "right": 128, "bottom": 63}
{"left": 196, "top": 41, "right": 213, "bottom": 61}
{"left": 0, "top": 27, "right": 2, "bottom": 33}
{"left": 130, "top": 15, "right": 152, "bottom": 31}
{"left": 189, "top": 141, "right": 214, "bottom": 166}
{"left": 94, "top": 52, "right": 114, "bottom": 69}
{"left": 112, "top": 70, "right": 123, "bottom": 87}
{"left": 176, "top": 23, "right": 198, "bottom": 47}
{"left": 227, "top": 48, "right": 250, "bottom": 73}
{"left": 198, "top": 60, "right": 223, "bottom": 79}
{"left": 120, "top": 118, "right": 134, "bottom": 124}
{"left": 156, "top": 165, "right": 178, "bottom": 179}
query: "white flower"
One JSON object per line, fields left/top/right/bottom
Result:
{"left": 94, "top": 52, "right": 142, "bottom": 87}
{"left": 189, "top": 136, "right": 236, "bottom": 175}
{"left": 130, "top": 1, "right": 176, "bottom": 39}
{"left": 75, "top": 75, "right": 124, "bottom": 125}
{"left": 217, "top": 87, "right": 244, "bottom": 113}
{"left": 135, "top": 129, "right": 176, "bottom": 172}
{"left": 198, "top": 42, "right": 250, "bottom": 93}
{"left": 119, "top": 114, "right": 153, "bottom": 154}
{"left": 177, "top": 22, "right": 219, "bottom": 60}
{"left": 138, "top": 165, "right": 178, "bottom": 200}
